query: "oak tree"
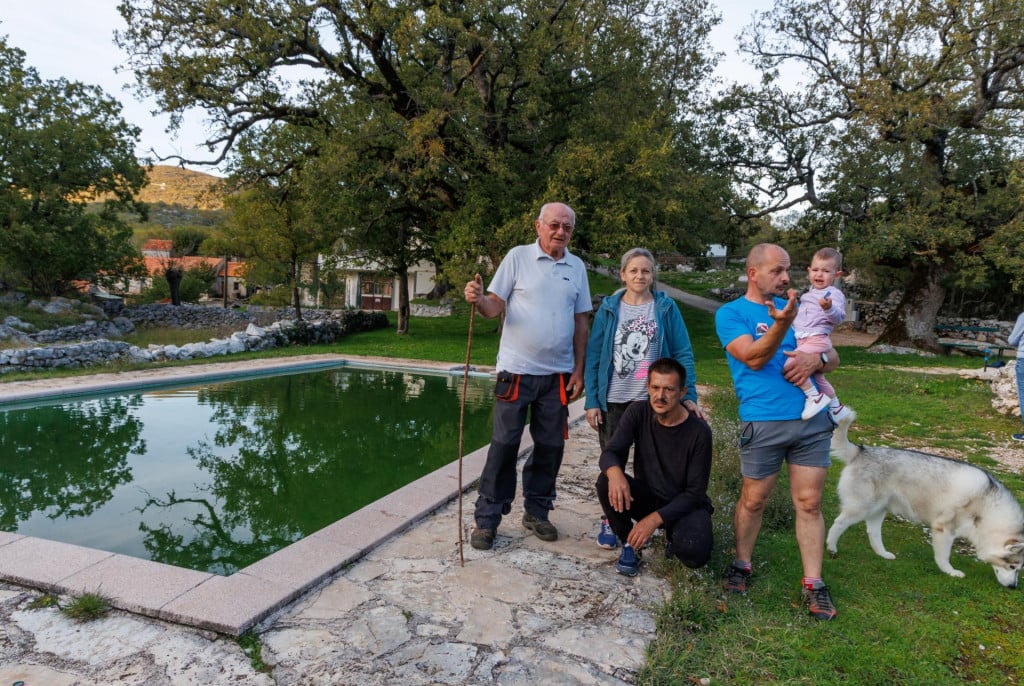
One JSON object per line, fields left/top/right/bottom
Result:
{"left": 117, "top": 0, "right": 730, "bottom": 322}
{"left": 719, "top": 0, "right": 1024, "bottom": 347}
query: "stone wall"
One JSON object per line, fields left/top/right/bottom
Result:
{"left": 853, "top": 300, "right": 1014, "bottom": 344}
{"left": 410, "top": 304, "right": 453, "bottom": 317}
{"left": 123, "top": 303, "right": 256, "bottom": 329}
{"left": 0, "top": 340, "right": 132, "bottom": 372}
{"left": 0, "top": 309, "right": 388, "bottom": 374}
{"left": 30, "top": 318, "right": 135, "bottom": 344}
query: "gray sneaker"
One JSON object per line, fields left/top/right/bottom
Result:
{"left": 522, "top": 513, "right": 558, "bottom": 541}
{"left": 803, "top": 584, "right": 838, "bottom": 621}
{"left": 470, "top": 528, "right": 495, "bottom": 550}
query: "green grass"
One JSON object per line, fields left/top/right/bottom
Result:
{"left": 237, "top": 632, "right": 272, "bottom": 673}
{"left": 26, "top": 593, "right": 61, "bottom": 610}
{"left": 637, "top": 386, "right": 1024, "bottom": 685}
{"left": 658, "top": 265, "right": 745, "bottom": 298}
{"left": 122, "top": 324, "right": 245, "bottom": 348}
{"left": 60, "top": 590, "right": 114, "bottom": 622}
{"left": 0, "top": 299, "right": 92, "bottom": 331}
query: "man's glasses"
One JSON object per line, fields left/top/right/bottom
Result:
{"left": 544, "top": 222, "right": 574, "bottom": 232}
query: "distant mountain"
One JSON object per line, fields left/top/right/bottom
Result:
{"left": 139, "top": 165, "right": 225, "bottom": 210}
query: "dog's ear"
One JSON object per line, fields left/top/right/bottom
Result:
{"left": 1005, "top": 537, "right": 1024, "bottom": 554}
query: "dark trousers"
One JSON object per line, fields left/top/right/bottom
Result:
{"left": 596, "top": 472, "right": 713, "bottom": 569}
{"left": 596, "top": 401, "right": 631, "bottom": 450}
{"left": 475, "top": 373, "right": 568, "bottom": 530}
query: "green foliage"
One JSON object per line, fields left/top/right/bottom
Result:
{"left": 236, "top": 632, "right": 271, "bottom": 673}
{"left": 61, "top": 590, "right": 113, "bottom": 622}
{"left": 0, "top": 38, "right": 146, "bottom": 296}
{"left": 247, "top": 287, "right": 293, "bottom": 308}
{"left": 171, "top": 226, "right": 210, "bottom": 257}
{"left": 139, "top": 265, "right": 217, "bottom": 304}
{"left": 26, "top": 593, "right": 60, "bottom": 610}
{"left": 316, "top": 259, "right": 345, "bottom": 309}
{"left": 0, "top": 299, "right": 91, "bottom": 331}
{"left": 117, "top": 0, "right": 738, "bottom": 314}
{"left": 219, "top": 125, "right": 334, "bottom": 319}
{"left": 717, "top": 0, "right": 1024, "bottom": 341}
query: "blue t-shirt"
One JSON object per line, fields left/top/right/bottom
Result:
{"left": 488, "top": 241, "right": 592, "bottom": 375}
{"left": 715, "top": 296, "right": 806, "bottom": 421}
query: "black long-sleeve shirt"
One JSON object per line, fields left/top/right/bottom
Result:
{"left": 598, "top": 400, "right": 714, "bottom": 526}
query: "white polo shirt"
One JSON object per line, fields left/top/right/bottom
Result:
{"left": 488, "top": 241, "right": 592, "bottom": 375}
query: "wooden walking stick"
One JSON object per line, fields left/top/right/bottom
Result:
{"left": 457, "top": 275, "right": 480, "bottom": 567}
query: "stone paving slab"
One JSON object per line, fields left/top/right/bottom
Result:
{"left": 0, "top": 419, "right": 669, "bottom": 684}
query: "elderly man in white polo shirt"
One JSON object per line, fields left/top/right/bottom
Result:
{"left": 463, "top": 202, "right": 592, "bottom": 550}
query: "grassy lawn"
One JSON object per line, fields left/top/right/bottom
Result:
{"left": 658, "top": 264, "right": 745, "bottom": 298}
{"left": 3, "top": 273, "right": 1022, "bottom": 684}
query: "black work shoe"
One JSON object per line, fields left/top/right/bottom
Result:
{"left": 470, "top": 528, "right": 495, "bottom": 550}
{"left": 803, "top": 584, "right": 838, "bottom": 621}
{"left": 522, "top": 512, "right": 558, "bottom": 541}
{"left": 723, "top": 563, "right": 751, "bottom": 593}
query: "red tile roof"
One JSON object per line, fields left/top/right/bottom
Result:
{"left": 141, "top": 256, "right": 246, "bottom": 278}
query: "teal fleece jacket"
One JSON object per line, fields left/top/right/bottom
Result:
{"left": 583, "top": 289, "right": 698, "bottom": 411}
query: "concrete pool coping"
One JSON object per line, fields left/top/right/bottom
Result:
{"left": 0, "top": 354, "right": 570, "bottom": 636}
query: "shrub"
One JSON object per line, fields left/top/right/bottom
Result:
{"left": 61, "top": 590, "right": 113, "bottom": 622}
{"left": 140, "top": 266, "right": 217, "bottom": 304}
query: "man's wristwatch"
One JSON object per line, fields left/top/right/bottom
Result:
{"left": 819, "top": 352, "right": 829, "bottom": 370}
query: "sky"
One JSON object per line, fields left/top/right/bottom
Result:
{"left": 1, "top": 1, "right": 771, "bottom": 175}
{"left": 2, "top": 3, "right": 217, "bottom": 171}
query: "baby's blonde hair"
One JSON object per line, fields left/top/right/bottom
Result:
{"left": 813, "top": 247, "right": 842, "bottom": 271}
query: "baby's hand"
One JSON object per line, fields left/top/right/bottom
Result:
{"left": 820, "top": 291, "right": 832, "bottom": 309}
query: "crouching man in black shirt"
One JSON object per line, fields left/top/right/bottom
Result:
{"left": 597, "top": 357, "right": 714, "bottom": 576}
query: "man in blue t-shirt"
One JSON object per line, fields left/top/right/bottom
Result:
{"left": 715, "top": 243, "right": 840, "bottom": 621}
{"left": 463, "top": 202, "right": 592, "bottom": 551}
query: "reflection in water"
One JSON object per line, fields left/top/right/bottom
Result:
{"left": 1, "top": 368, "right": 493, "bottom": 575}
{"left": 0, "top": 397, "right": 145, "bottom": 530}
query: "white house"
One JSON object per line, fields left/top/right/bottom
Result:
{"left": 316, "top": 252, "right": 437, "bottom": 311}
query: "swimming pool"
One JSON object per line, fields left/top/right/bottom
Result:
{"left": 1, "top": 362, "right": 494, "bottom": 575}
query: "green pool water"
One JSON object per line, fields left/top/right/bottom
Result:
{"left": 0, "top": 365, "right": 494, "bottom": 575}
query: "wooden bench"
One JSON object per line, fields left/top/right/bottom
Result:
{"left": 934, "top": 324, "right": 1007, "bottom": 369}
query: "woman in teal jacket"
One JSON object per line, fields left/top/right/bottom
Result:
{"left": 584, "top": 248, "right": 704, "bottom": 549}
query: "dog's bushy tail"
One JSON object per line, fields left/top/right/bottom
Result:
{"left": 830, "top": 409, "right": 860, "bottom": 463}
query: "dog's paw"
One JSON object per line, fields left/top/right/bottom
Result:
{"left": 947, "top": 569, "right": 966, "bottom": 578}
{"left": 880, "top": 552, "right": 896, "bottom": 560}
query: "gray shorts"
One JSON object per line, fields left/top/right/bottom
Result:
{"left": 738, "top": 412, "right": 834, "bottom": 479}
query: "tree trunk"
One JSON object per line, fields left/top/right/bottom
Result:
{"left": 165, "top": 267, "right": 183, "bottom": 306}
{"left": 396, "top": 266, "right": 410, "bottom": 335}
{"left": 291, "top": 258, "right": 302, "bottom": 321}
{"left": 424, "top": 279, "right": 450, "bottom": 300}
{"left": 875, "top": 261, "right": 949, "bottom": 351}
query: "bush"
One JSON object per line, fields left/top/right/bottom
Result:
{"left": 248, "top": 288, "right": 292, "bottom": 307}
{"left": 139, "top": 266, "right": 216, "bottom": 304}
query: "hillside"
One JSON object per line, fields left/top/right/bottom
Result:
{"left": 140, "top": 165, "right": 225, "bottom": 210}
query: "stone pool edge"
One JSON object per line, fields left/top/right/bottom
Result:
{"left": 1, "top": 353, "right": 566, "bottom": 636}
